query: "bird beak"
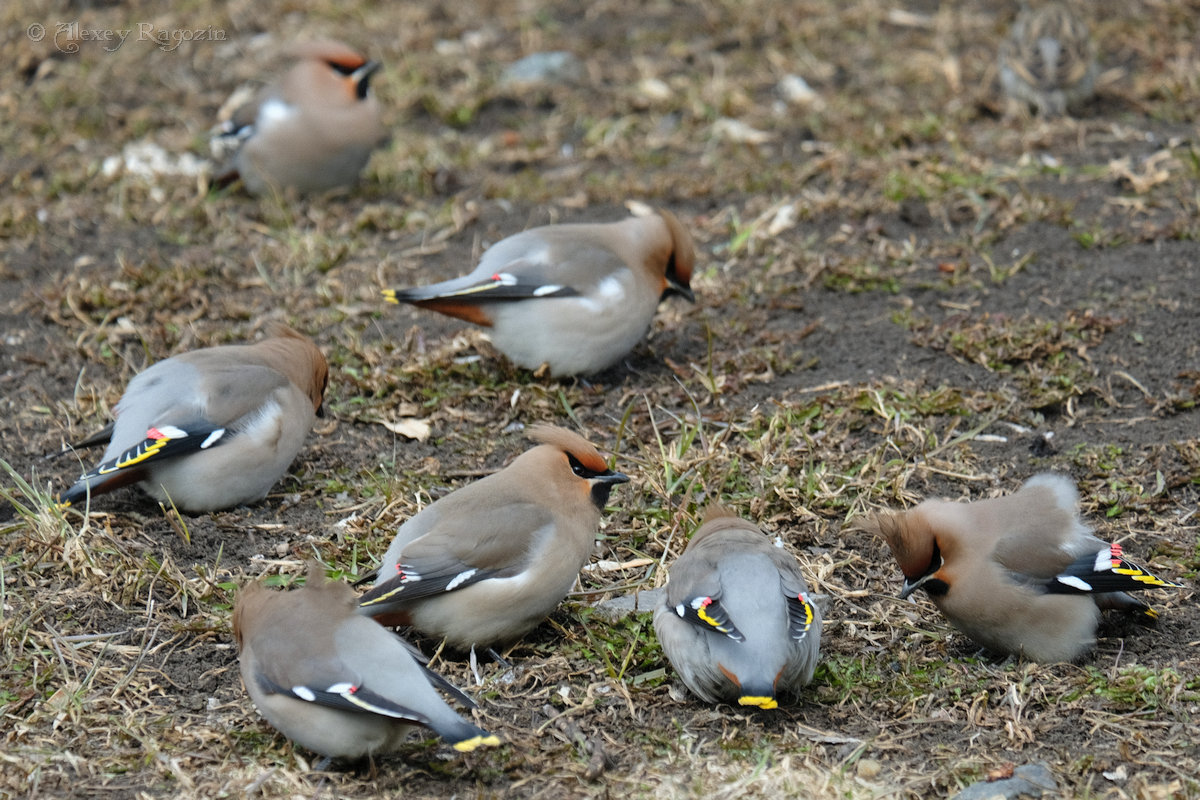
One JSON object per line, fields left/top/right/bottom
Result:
{"left": 354, "top": 60, "right": 382, "bottom": 82}
{"left": 898, "top": 548, "right": 942, "bottom": 600}
{"left": 587, "top": 470, "right": 629, "bottom": 510}
{"left": 663, "top": 277, "right": 695, "bottom": 304}
{"left": 351, "top": 61, "right": 381, "bottom": 100}
{"left": 898, "top": 573, "right": 933, "bottom": 600}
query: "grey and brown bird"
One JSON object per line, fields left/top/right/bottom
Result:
{"left": 233, "top": 562, "right": 500, "bottom": 761}
{"left": 653, "top": 507, "right": 822, "bottom": 709}
{"left": 998, "top": 2, "right": 1097, "bottom": 117}
{"left": 382, "top": 209, "right": 695, "bottom": 376}
{"left": 864, "top": 473, "right": 1183, "bottom": 662}
{"left": 57, "top": 323, "right": 327, "bottom": 512}
{"left": 358, "top": 425, "right": 629, "bottom": 649}
{"left": 211, "top": 40, "right": 387, "bottom": 195}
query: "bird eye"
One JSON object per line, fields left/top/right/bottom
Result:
{"left": 927, "top": 540, "right": 943, "bottom": 574}
{"left": 567, "top": 453, "right": 592, "bottom": 478}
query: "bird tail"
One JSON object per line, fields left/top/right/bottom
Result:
{"left": 1093, "top": 591, "right": 1160, "bottom": 625}
{"left": 440, "top": 722, "right": 502, "bottom": 753}
{"left": 1047, "top": 543, "right": 1183, "bottom": 596}
{"left": 737, "top": 694, "right": 779, "bottom": 710}
{"left": 57, "top": 422, "right": 227, "bottom": 507}
{"left": 58, "top": 466, "right": 145, "bottom": 508}
{"left": 45, "top": 421, "right": 116, "bottom": 460}
{"left": 733, "top": 673, "right": 779, "bottom": 710}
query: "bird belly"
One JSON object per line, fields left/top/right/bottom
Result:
{"left": 487, "top": 289, "right": 658, "bottom": 376}
{"left": 406, "top": 569, "right": 574, "bottom": 650}
{"left": 938, "top": 588, "right": 1098, "bottom": 662}
{"left": 252, "top": 690, "right": 412, "bottom": 759}
{"left": 237, "top": 106, "right": 378, "bottom": 194}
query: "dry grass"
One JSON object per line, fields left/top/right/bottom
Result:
{"left": 3, "top": 0, "right": 1200, "bottom": 797}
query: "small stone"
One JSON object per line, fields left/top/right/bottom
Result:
{"left": 951, "top": 762, "right": 1057, "bottom": 800}
{"left": 856, "top": 758, "right": 882, "bottom": 779}
{"left": 778, "top": 74, "right": 819, "bottom": 105}
{"left": 500, "top": 51, "right": 584, "bottom": 87}
{"left": 589, "top": 588, "right": 665, "bottom": 621}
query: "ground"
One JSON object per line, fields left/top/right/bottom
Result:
{"left": 2, "top": 0, "right": 1199, "bottom": 797}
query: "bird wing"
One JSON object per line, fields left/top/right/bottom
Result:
{"left": 765, "top": 548, "right": 819, "bottom": 642}
{"left": 211, "top": 84, "right": 263, "bottom": 148}
{"left": 252, "top": 669, "right": 432, "bottom": 724}
{"left": 783, "top": 588, "right": 818, "bottom": 642}
{"left": 667, "top": 591, "right": 745, "bottom": 642}
{"left": 58, "top": 420, "right": 228, "bottom": 507}
{"left": 359, "top": 500, "right": 552, "bottom": 608}
{"left": 1045, "top": 542, "right": 1182, "bottom": 596}
{"left": 329, "top": 614, "right": 479, "bottom": 710}
{"left": 384, "top": 260, "right": 580, "bottom": 305}
{"left": 48, "top": 420, "right": 116, "bottom": 459}
{"left": 664, "top": 561, "right": 745, "bottom": 643}
{"left": 147, "top": 360, "right": 293, "bottom": 427}
{"left": 989, "top": 474, "right": 1096, "bottom": 579}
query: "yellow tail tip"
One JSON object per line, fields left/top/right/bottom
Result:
{"left": 381, "top": 289, "right": 399, "bottom": 304}
{"left": 738, "top": 696, "right": 778, "bottom": 710}
{"left": 452, "top": 733, "right": 501, "bottom": 752}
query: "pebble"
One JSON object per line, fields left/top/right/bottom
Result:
{"left": 951, "top": 763, "right": 1057, "bottom": 800}
{"left": 500, "top": 51, "right": 584, "bottom": 87}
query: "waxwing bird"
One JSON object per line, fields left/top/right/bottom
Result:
{"left": 233, "top": 562, "right": 500, "bottom": 761}
{"left": 211, "top": 40, "right": 387, "bottom": 195}
{"left": 382, "top": 209, "right": 695, "bottom": 376}
{"left": 653, "top": 507, "right": 822, "bottom": 709}
{"left": 57, "top": 323, "right": 327, "bottom": 513}
{"left": 998, "top": 2, "right": 1096, "bottom": 117}
{"left": 865, "top": 473, "right": 1183, "bottom": 663}
{"left": 358, "top": 425, "right": 630, "bottom": 649}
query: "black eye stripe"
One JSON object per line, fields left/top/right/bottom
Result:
{"left": 567, "top": 453, "right": 600, "bottom": 479}
{"left": 326, "top": 60, "right": 361, "bottom": 76}
{"left": 926, "top": 540, "right": 943, "bottom": 578}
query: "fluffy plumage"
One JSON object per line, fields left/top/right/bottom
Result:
{"left": 653, "top": 507, "right": 822, "bottom": 708}
{"left": 58, "top": 323, "right": 327, "bottom": 512}
{"left": 998, "top": 2, "right": 1097, "bottom": 117}
{"left": 865, "top": 474, "right": 1182, "bottom": 662}
{"left": 358, "top": 425, "right": 630, "bottom": 649}
{"left": 211, "top": 40, "right": 387, "bottom": 195}
{"left": 382, "top": 209, "right": 695, "bottom": 376}
{"left": 233, "top": 562, "right": 499, "bottom": 760}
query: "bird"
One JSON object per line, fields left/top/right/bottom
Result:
{"left": 233, "top": 562, "right": 500, "bottom": 762}
{"left": 381, "top": 209, "right": 695, "bottom": 376}
{"left": 652, "top": 507, "right": 822, "bottom": 709}
{"left": 211, "top": 40, "right": 387, "bottom": 195}
{"left": 998, "top": 2, "right": 1097, "bottom": 117}
{"left": 57, "top": 322, "right": 328, "bottom": 513}
{"left": 358, "top": 425, "right": 630, "bottom": 649}
{"left": 864, "top": 473, "right": 1183, "bottom": 662}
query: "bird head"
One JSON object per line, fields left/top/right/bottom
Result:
{"left": 288, "top": 40, "right": 381, "bottom": 106}
{"left": 656, "top": 209, "right": 696, "bottom": 303}
{"left": 527, "top": 425, "right": 629, "bottom": 509}
{"left": 869, "top": 507, "right": 949, "bottom": 599}
{"left": 259, "top": 322, "right": 329, "bottom": 413}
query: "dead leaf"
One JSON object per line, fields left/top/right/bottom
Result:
{"left": 375, "top": 417, "right": 432, "bottom": 442}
